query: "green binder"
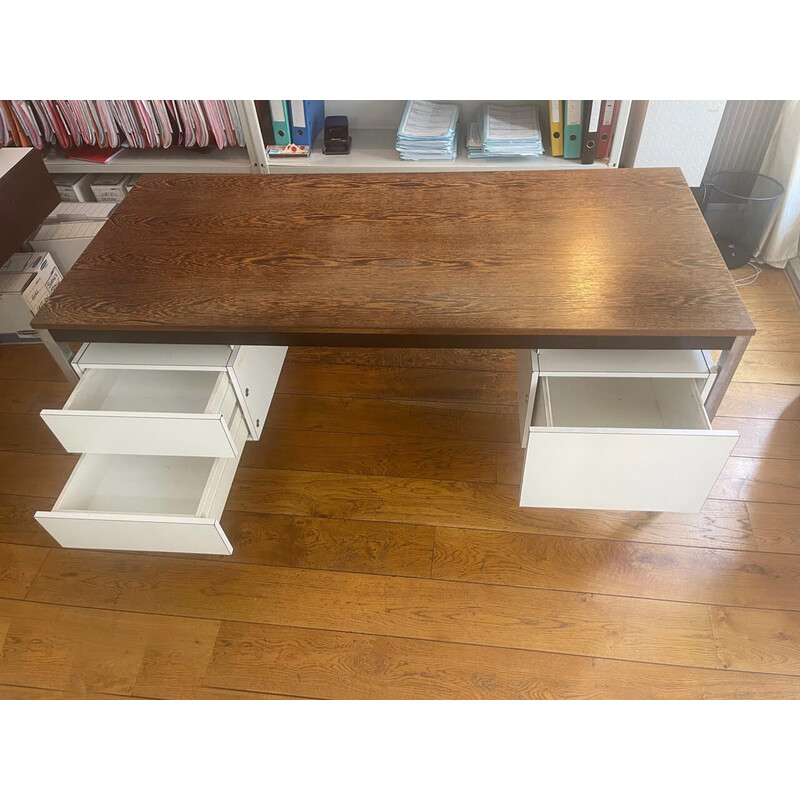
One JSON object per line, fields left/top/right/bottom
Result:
{"left": 269, "top": 100, "right": 291, "bottom": 145}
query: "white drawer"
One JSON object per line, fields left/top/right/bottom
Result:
{"left": 34, "top": 409, "right": 248, "bottom": 555}
{"left": 41, "top": 368, "right": 241, "bottom": 457}
{"left": 520, "top": 375, "right": 737, "bottom": 513}
{"left": 536, "top": 348, "right": 715, "bottom": 379}
{"left": 71, "top": 342, "right": 287, "bottom": 441}
{"left": 516, "top": 348, "right": 717, "bottom": 448}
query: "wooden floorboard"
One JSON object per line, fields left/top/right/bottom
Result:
{"left": 713, "top": 417, "right": 800, "bottom": 460}
{"left": 716, "top": 381, "right": 800, "bottom": 420}
{"left": 431, "top": 528, "right": 800, "bottom": 611}
{"left": 240, "top": 428, "right": 500, "bottom": 483}
{"left": 1, "top": 266, "right": 799, "bottom": 698}
{"left": 266, "top": 393, "right": 519, "bottom": 443}
{"left": 711, "top": 457, "right": 800, "bottom": 505}
{"left": 746, "top": 503, "right": 800, "bottom": 555}
{"left": 205, "top": 620, "right": 800, "bottom": 700}
{"left": 276, "top": 363, "right": 519, "bottom": 405}
{"left": 731, "top": 351, "right": 800, "bottom": 385}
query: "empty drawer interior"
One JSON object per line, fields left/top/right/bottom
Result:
{"left": 55, "top": 453, "right": 217, "bottom": 516}
{"left": 536, "top": 376, "right": 710, "bottom": 431}
{"left": 66, "top": 369, "right": 230, "bottom": 416}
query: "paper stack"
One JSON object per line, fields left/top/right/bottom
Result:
{"left": 470, "top": 104, "right": 545, "bottom": 158}
{"left": 396, "top": 101, "right": 459, "bottom": 161}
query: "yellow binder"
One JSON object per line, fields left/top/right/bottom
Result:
{"left": 549, "top": 100, "right": 563, "bottom": 157}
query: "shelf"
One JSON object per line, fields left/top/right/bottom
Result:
{"left": 43, "top": 147, "right": 252, "bottom": 174}
{"left": 266, "top": 129, "right": 614, "bottom": 174}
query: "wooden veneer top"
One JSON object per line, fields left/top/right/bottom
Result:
{"left": 33, "top": 168, "right": 755, "bottom": 345}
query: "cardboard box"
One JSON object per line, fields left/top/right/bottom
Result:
{"left": 0, "top": 252, "right": 63, "bottom": 343}
{"left": 52, "top": 173, "right": 95, "bottom": 203}
{"left": 91, "top": 174, "right": 129, "bottom": 202}
{"left": 29, "top": 220, "right": 106, "bottom": 274}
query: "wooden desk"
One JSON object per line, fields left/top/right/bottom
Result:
{"left": 33, "top": 168, "right": 754, "bottom": 416}
{"left": 30, "top": 168, "right": 757, "bottom": 543}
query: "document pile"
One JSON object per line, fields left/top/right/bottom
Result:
{"left": 467, "top": 104, "right": 544, "bottom": 158}
{"left": 396, "top": 101, "right": 459, "bottom": 161}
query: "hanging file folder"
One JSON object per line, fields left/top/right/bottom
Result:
{"left": 289, "top": 101, "right": 325, "bottom": 146}
{"left": 564, "top": 101, "right": 582, "bottom": 159}
{"left": 596, "top": 100, "right": 618, "bottom": 159}
{"left": 581, "top": 100, "right": 602, "bottom": 164}
{"left": 269, "top": 100, "right": 291, "bottom": 145}
{"left": 549, "top": 101, "right": 563, "bottom": 157}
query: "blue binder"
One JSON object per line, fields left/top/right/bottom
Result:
{"left": 288, "top": 101, "right": 325, "bottom": 146}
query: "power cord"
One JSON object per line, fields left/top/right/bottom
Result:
{"left": 733, "top": 261, "right": 762, "bottom": 287}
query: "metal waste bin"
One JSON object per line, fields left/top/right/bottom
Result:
{"left": 700, "top": 171, "right": 784, "bottom": 269}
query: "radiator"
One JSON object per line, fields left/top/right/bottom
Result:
{"left": 703, "top": 100, "right": 784, "bottom": 184}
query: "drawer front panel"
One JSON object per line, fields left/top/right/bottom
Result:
{"left": 40, "top": 410, "right": 238, "bottom": 457}
{"left": 521, "top": 428, "right": 737, "bottom": 513}
{"left": 536, "top": 348, "right": 712, "bottom": 378}
{"left": 34, "top": 514, "right": 232, "bottom": 555}
{"left": 74, "top": 342, "right": 233, "bottom": 373}
{"left": 228, "top": 345, "right": 288, "bottom": 439}
{"left": 515, "top": 349, "right": 539, "bottom": 449}
{"left": 41, "top": 368, "right": 241, "bottom": 458}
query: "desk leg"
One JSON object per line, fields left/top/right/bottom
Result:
{"left": 705, "top": 335, "right": 749, "bottom": 420}
{"left": 39, "top": 329, "right": 78, "bottom": 386}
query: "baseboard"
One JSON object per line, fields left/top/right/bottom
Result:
{"left": 786, "top": 258, "right": 800, "bottom": 301}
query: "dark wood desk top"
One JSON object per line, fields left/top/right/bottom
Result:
{"left": 33, "top": 168, "right": 755, "bottom": 347}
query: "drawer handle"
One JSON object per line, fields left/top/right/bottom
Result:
{"left": 245, "top": 387, "right": 250, "bottom": 397}
{"left": 256, "top": 419, "right": 260, "bottom": 428}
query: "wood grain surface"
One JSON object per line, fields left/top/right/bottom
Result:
{"left": 32, "top": 169, "right": 754, "bottom": 343}
{"left": 2, "top": 266, "right": 798, "bottom": 699}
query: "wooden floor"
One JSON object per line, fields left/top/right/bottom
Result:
{"left": 1, "top": 268, "right": 799, "bottom": 700}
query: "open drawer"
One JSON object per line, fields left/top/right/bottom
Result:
{"left": 520, "top": 375, "right": 737, "bottom": 513}
{"left": 42, "top": 368, "right": 242, "bottom": 457}
{"left": 34, "top": 409, "right": 248, "bottom": 555}
{"left": 70, "top": 342, "right": 287, "bottom": 441}
{"left": 516, "top": 348, "right": 717, "bottom": 448}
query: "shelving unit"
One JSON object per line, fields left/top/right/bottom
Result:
{"left": 39, "top": 100, "right": 632, "bottom": 176}
{"left": 43, "top": 146, "right": 251, "bottom": 174}
{"left": 266, "top": 128, "right": 616, "bottom": 174}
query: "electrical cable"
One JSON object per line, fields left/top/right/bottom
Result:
{"left": 733, "top": 261, "right": 762, "bottom": 287}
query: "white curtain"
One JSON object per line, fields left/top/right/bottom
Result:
{"left": 755, "top": 100, "right": 800, "bottom": 269}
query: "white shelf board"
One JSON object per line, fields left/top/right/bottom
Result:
{"left": 267, "top": 129, "right": 613, "bottom": 174}
{"left": 43, "top": 147, "right": 251, "bottom": 174}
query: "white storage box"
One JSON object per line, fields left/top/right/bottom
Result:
{"left": 46, "top": 201, "right": 117, "bottom": 222}
{"left": 52, "top": 173, "right": 95, "bottom": 202}
{"left": 90, "top": 174, "right": 129, "bottom": 202}
{"left": 29, "top": 220, "right": 106, "bottom": 274}
{"left": 0, "top": 252, "right": 62, "bottom": 343}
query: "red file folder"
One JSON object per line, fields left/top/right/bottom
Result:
{"left": 596, "top": 101, "right": 619, "bottom": 159}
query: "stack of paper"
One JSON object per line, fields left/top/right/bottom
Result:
{"left": 396, "top": 101, "right": 459, "bottom": 161}
{"left": 471, "top": 104, "right": 545, "bottom": 158}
